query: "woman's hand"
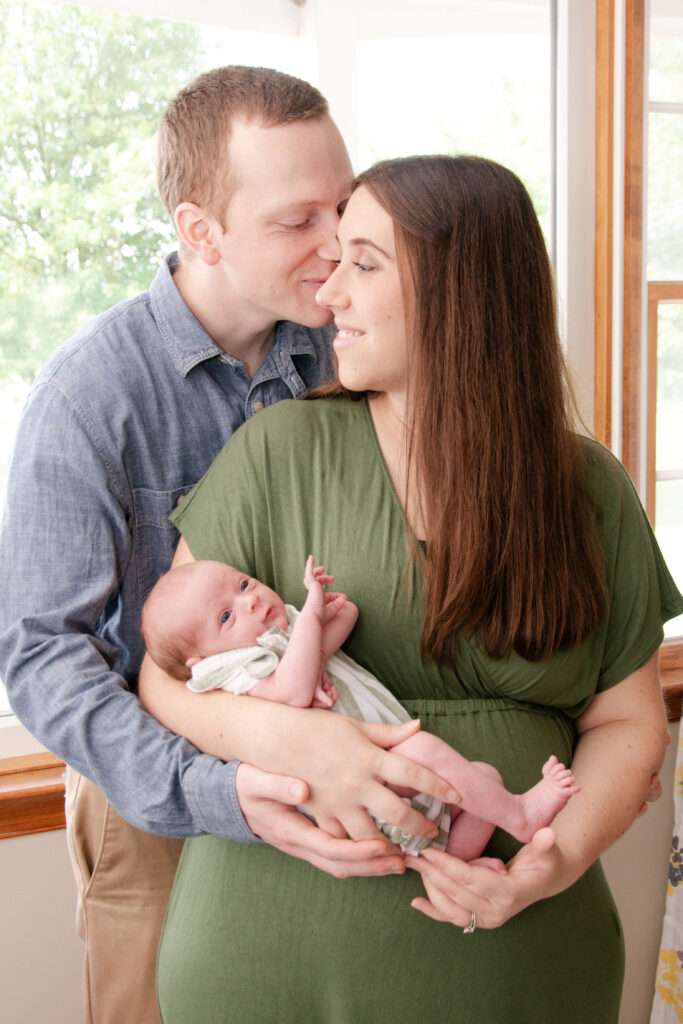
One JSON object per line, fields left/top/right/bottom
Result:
{"left": 408, "top": 827, "right": 561, "bottom": 928}
{"left": 235, "top": 763, "right": 406, "bottom": 878}
{"left": 140, "top": 650, "right": 457, "bottom": 858}
{"left": 283, "top": 714, "right": 458, "bottom": 844}
{"left": 409, "top": 652, "right": 668, "bottom": 929}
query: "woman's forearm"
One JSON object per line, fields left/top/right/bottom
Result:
{"left": 138, "top": 651, "right": 456, "bottom": 843}
{"left": 139, "top": 651, "right": 309, "bottom": 763}
{"left": 547, "top": 702, "right": 667, "bottom": 888}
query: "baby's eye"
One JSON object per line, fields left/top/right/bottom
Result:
{"left": 220, "top": 610, "right": 232, "bottom": 625}
{"left": 240, "top": 579, "right": 249, "bottom": 592}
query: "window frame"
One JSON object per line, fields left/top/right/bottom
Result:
{"left": 594, "top": 0, "right": 683, "bottom": 710}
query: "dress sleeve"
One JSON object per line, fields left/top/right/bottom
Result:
{"left": 586, "top": 440, "right": 683, "bottom": 692}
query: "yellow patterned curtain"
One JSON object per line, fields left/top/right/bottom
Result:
{"left": 652, "top": 723, "right": 683, "bottom": 1022}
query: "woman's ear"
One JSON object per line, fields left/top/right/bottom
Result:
{"left": 174, "top": 202, "right": 222, "bottom": 266}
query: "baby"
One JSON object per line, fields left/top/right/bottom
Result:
{"left": 141, "top": 556, "right": 579, "bottom": 860}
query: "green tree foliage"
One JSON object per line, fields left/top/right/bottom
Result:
{"left": 0, "top": 0, "right": 204, "bottom": 379}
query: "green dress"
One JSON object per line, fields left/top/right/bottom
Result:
{"left": 159, "top": 396, "right": 683, "bottom": 1024}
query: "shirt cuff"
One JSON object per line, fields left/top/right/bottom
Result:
{"left": 183, "top": 755, "right": 259, "bottom": 843}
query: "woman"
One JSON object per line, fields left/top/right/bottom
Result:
{"left": 141, "top": 155, "right": 681, "bottom": 1022}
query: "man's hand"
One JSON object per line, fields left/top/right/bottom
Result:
{"left": 235, "top": 762, "right": 406, "bottom": 878}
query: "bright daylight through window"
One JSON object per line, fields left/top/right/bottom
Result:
{"left": 0, "top": 0, "right": 552, "bottom": 717}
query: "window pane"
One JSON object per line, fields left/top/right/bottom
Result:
{"left": 650, "top": 1, "right": 683, "bottom": 105}
{"left": 358, "top": 23, "right": 551, "bottom": 238}
{"left": 647, "top": 112, "right": 683, "bottom": 280}
{"left": 656, "top": 480, "right": 683, "bottom": 641}
{"left": 655, "top": 302, "right": 683, "bottom": 640}
{"left": 656, "top": 303, "right": 683, "bottom": 473}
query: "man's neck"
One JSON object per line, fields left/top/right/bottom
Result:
{"left": 173, "top": 259, "right": 276, "bottom": 379}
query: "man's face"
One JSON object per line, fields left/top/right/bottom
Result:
{"left": 212, "top": 115, "right": 353, "bottom": 329}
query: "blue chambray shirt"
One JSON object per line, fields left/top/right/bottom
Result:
{"left": 0, "top": 253, "right": 334, "bottom": 839}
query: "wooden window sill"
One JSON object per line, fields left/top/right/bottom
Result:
{"left": 0, "top": 753, "right": 66, "bottom": 839}
{"left": 662, "top": 665, "right": 683, "bottom": 725}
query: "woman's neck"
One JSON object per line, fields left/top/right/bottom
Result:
{"left": 368, "top": 393, "right": 426, "bottom": 541}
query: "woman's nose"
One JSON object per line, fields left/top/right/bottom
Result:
{"left": 316, "top": 265, "right": 346, "bottom": 310}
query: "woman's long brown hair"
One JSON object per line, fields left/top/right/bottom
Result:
{"left": 320, "top": 155, "right": 608, "bottom": 666}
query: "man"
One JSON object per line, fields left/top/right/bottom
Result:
{"left": 0, "top": 66, "right": 355, "bottom": 1024}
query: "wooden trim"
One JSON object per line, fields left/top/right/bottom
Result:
{"left": 0, "top": 753, "right": 66, "bottom": 839}
{"left": 663, "top": 664, "right": 683, "bottom": 722}
{"left": 662, "top": 642, "right": 683, "bottom": 672}
{"left": 621, "top": 0, "right": 645, "bottom": 484}
{"left": 594, "top": 0, "right": 615, "bottom": 446}
{"left": 648, "top": 282, "right": 683, "bottom": 304}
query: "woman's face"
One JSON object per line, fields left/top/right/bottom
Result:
{"left": 316, "top": 186, "right": 409, "bottom": 403}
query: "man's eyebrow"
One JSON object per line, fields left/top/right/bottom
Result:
{"left": 264, "top": 202, "right": 314, "bottom": 218}
{"left": 348, "top": 237, "right": 392, "bottom": 259}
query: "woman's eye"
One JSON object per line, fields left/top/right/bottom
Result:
{"left": 353, "top": 261, "right": 374, "bottom": 273}
{"left": 220, "top": 611, "right": 232, "bottom": 625}
{"left": 240, "top": 579, "right": 249, "bottom": 591}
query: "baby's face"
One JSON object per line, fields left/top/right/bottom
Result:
{"left": 187, "top": 562, "right": 289, "bottom": 659}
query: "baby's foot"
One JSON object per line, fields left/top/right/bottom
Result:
{"left": 511, "top": 755, "right": 580, "bottom": 843}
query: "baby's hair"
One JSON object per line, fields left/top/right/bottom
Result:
{"left": 141, "top": 564, "right": 203, "bottom": 680}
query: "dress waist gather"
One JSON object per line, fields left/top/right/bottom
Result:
{"left": 401, "top": 696, "right": 572, "bottom": 721}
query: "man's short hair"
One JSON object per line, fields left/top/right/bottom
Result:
{"left": 156, "top": 65, "right": 329, "bottom": 226}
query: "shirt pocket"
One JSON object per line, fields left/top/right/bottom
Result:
{"left": 132, "top": 485, "right": 195, "bottom": 603}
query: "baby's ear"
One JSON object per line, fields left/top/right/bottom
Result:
{"left": 185, "top": 656, "right": 200, "bottom": 668}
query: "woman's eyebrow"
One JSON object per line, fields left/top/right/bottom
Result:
{"left": 347, "top": 237, "right": 392, "bottom": 259}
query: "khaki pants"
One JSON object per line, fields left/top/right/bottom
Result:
{"left": 65, "top": 769, "right": 184, "bottom": 1024}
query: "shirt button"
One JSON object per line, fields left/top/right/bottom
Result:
{"left": 253, "top": 401, "right": 265, "bottom": 412}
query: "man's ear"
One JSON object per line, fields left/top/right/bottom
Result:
{"left": 174, "top": 202, "right": 222, "bottom": 266}
{"left": 185, "top": 656, "right": 201, "bottom": 668}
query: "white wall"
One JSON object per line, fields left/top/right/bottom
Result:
{"left": 0, "top": 829, "right": 84, "bottom": 1024}
{"left": 0, "top": 723, "right": 677, "bottom": 1024}
{"left": 603, "top": 721, "right": 679, "bottom": 1024}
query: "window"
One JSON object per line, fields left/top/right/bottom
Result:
{"left": 0, "top": 0, "right": 557, "bottom": 730}
{"left": 594, "top": 0, "right": 683, "bottom": 690}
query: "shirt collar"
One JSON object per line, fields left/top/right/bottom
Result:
{"left": 149, "top": 252, "right": 324, "bottom": 385}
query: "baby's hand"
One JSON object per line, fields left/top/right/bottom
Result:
{"left": 304, "top": 555, "right": 335, "bottom": 591}
{"left": 321, "top": 591, "right": 348, "bottom": 624}
{"left": 311, "top": 671, "right": 339, "bottom": 709}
